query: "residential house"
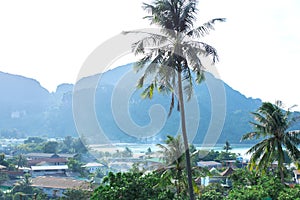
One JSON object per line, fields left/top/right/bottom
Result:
{"left": 30, "top": 165, "right": 68, "bottom": 177}
{"left": 26, "top": 153, "right": 75, "bottom": 160}
{"left": 28, "top": 157, "right": 67, "bottom": 167}
{"left": 197, "top": 161, "right": 222, "bottom": 169}
{"left": 222, "top": 160, "right": 236, "bottom": 168}
{"left": 293, "top": 170, "right": 300, "bottom": 184}
{"left": 220, "top": 167, "right": 235, "bottom": 177}
{"left": 26, "top": 153, "right": 71, "bottom": 167}
{"left": 221, "top": 167, "right": 235, "bottom": 187}
{"left": 0, "top": 165, "right": 25, "bottom": 179}
{"left": 0, "top": 164, "right": 6, "bottom": 171}
{"left": 31, "top": 176, "right": 90, "bottom": 198}
{"left": 196, "top": 167, "right": 235, "bottom": 186}
{"left": 82, "top": 162, "right": 104, "bottom": 173}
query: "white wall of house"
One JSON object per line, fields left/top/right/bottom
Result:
{"left": 295, "top": 174, "right": 300, "bottom": 184}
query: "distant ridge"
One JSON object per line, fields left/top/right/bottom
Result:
{"left": 0, "top": 65, "right": 298, "bottom": 144}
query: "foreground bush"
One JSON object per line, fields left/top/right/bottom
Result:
{"left": 91, "top": 172, "right": 175, "bottom": 200}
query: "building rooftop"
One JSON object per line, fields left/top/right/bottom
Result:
{"left": 197, "top": 161, "right": 222, "bottom": 167}
{"left": 293, "top": 170, "right": 300, "bottom": 175}
{"left": 26, "top": 153, "right": 75, "bottom": 158}
{"left": 221, "top": 167, "right": 235, "bottom": 176}
{"left": 31, "top": 165, "right": 68, "bottom": 171}
{"left": 31, "top": 176, "right": 90, "bottom": 190}
{"left": 28, "top": 157, "right": 67, "bottom": 166}
{"left": 0, "top": 165, "right": 7, "bottom": 170}
{"left": 82, "top": 162, "right": 104, "bottom": 168}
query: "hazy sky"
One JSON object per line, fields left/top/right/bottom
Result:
{"left": 0, "top": 0, "right": 299, "bottom": 109}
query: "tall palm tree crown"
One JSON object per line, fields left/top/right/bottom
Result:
{"left": 242, "top": 101, "right": 300, "bottom": 183}
{"left": 126, "top": 1, "right": 225, "bottom": 199}
{"left": 131, "top": 0, "right": 225, "bottom": 102}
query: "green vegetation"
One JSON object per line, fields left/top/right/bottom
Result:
{"left": 242, "top": 101, "right": 300, "bottom": 183}
{"left": 91, "top": 172, "right": 174, "bottom": 200}
{"left": 43, "top": 141, "right": 59, "bottom": 153}
{"left": 228, "top": 169, "right": 287, "bottom": 200}
{"left": 90, "top": 166, "right": 300, "bottom": 200}
{"left": 0, "top": 153, "right": 9, "bottom": 167}
{"left": 223, "top": 140, "right": 232, "bottom": 153}
{"left": 200, "top": 183, "right": 227, "bottom": 200}
{"left": 4, "top": 173, "right": 47, "bottom": 200}
{"left": 198, "top": 150, "right": 237, "bottom": 162}
{"left": 0, "top": 171, "right": 8, "bottom": 185}
{"left": 16, "top": 136, "right": 87, "bottom": 154}
{"left": 156, "top": 135, "right": 187, "bottom": 197}
{"left": 59, "top": 189, "right": 92, "bottom": 200}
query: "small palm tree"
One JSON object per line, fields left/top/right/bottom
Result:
{"left": 16, "top": 154, "right": 27, "bottom": 169}
{"left": 157, "top": 135, "right": 186, "bottom": 196}
{"left": 223, "top": 140, "right": 232, "bottom": 153}
{"left": 242, "top": 101, "right": 300, "bottom": 183}
{"left": 125, "top": 1, "right": 225, "bottom": 198}
{"left": 123, "top": 147, "right": 133, "bottom": 157}
{"left": 21, "top": 173, "right": 32, "bottom": 186}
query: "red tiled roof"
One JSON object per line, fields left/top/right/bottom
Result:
{"left": 31, "top": 176, "right": 90, "bottom": 190}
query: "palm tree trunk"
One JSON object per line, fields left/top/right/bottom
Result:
{"left": 177, "top": 70, "right": 195, "bottom": 200}
{"left": 278, "top": 144, "right": 285, "bottom": 184}
{"left": 279, "top": 166, "right": 284, "bottom": 184}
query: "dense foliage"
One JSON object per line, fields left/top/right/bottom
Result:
{"left": 242, "top": 101, "right": 300, "bottom": 183}
{"left": 15, "top": 136, "right": 87, "bottom": 154}
{"left": 228, "top": 169, "right": 285, "bottom": 200}
{"left": 91, "top": 172, "right": 175, "bottom": 200}
{"left": 91, "top": 167, "right": 300, "bottom": 200}
{"left": 198, "top": 150, "right": 237, "bottom": 162}
{"left": 59, "top": 189, "right": 92, "bottom": 200}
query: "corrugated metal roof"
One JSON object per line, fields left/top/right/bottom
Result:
{"left": 31, "top": 165, "right": 68, "bottom": 171}
{"left": 82, "top": 162, "right": 104, "bottom": 168}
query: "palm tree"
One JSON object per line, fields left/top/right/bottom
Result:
{"left": 16, "top": 154, "right": 27, "bottom": 169}
{"left": 242, "top": 101, "right": 300, "bottom": 183}
{"left": 157, "top": 135, "right": 186, "bottom": 196}
{"left": 223, "top": 140, "right": 232, "bottom": 152}
{"left": 157, "top": 135, "right": 206, "bottom": 197}
{"left": 125, "top": 1, "right": 224, "bottom": 198}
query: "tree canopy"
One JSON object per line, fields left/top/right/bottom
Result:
{"left": 242, "top": 101, "right": 300, "bottom": 183}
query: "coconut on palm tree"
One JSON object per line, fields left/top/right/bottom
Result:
{"left": 242, "top": 101, "right": 300, "bottom": 183}
{"left": 125, "top": 1, "right": 224, "bottom": 198}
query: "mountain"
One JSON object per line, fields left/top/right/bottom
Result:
{"left": 0, "top": 64, "right": 298, "bottom": 144}
{"left": 72, "top": 64, "right": 263, "bottom": 145}
{"left": 0, "top": 72, "right": 51, "bottom": 137}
